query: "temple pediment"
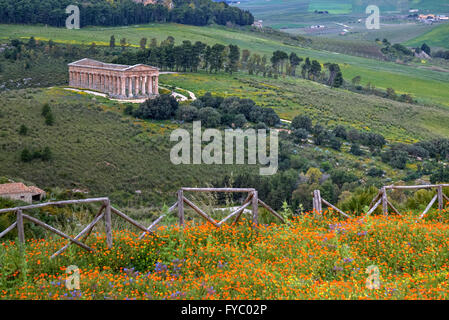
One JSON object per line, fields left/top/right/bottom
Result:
{"left": 68, "top": 59, "right": 158, "bottom": 72}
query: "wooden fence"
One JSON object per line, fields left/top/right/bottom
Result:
{"left": 312, "top": 184, "right": 449, "bottom": 220}
{"left": 177, "top": 188, "right": 284, "bottom": 228}
{"left": 0, "top": 188, "right": 283, "bottom": 257}
{"left": 0, "top": 197, "right": 166, "bottom": 259}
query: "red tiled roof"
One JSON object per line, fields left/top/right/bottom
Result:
{"left": 0, "top": 183, "right": 45, "bottom": 195}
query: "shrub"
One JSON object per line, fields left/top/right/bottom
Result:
{"left": 199, "top": 107, "right": 221, "bottom": 128}
{"left": 134, "top": 95, "right": 179, "bottom": 120}
{"left": 350, "top": 143, "right": 363, "bottom": 156}
{"left": 41, "top": 104, "right": 51, "bottom": 117}
{"left": 291, "top": 115, "right": 312, "bottom": 131}
{"left": 20, "top": 148, "right": 33, "bottom": 162}
{"left": 292, "top": 128, "right": 308, "bottom": 142}
{"left": 367, "top": 167, "right": 384, "bottom": 177}
{"left": 233, "top": 114, "right": 247, "bottom": 128}
{"left": 19, "top": 124, "right": 28, "bottom": 136}
{"left": 176, "top": 105, "right": 199, "bottom": 122}
{"left": 45, "top": 112, "right": 54, "bottom": 126}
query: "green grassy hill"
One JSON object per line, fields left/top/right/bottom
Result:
{"left": 161, "top": 72, "right": 449, "bottom": 142}
{"left": 0, "top": 87, "right": 257, "bottom": 206}
{"left": 405, "top": 22, "right": 449, "bottom": 49}
{"left": 1, "top": 23, "right": 449, "bottom": 107}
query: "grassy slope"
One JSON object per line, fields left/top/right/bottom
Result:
{"left": 0, "top": 87, "right": 256, "bottom": 205}
{"left": 1, "top": 23, "right": 449, "bottom": 107}
{"left": 405, "top": 22, "right": 449, "bottom": 49}
{"left": 161, "top": 72, "right": 449, "bottom": 142}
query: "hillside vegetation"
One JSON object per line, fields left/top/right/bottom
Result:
{"left": 405, "top": 23, "right": 449, "bottom": 50}
{"left": 0, "top": 87, "right": 257, "bottom": 205}
{"left": 160, "top": 72, "right": 449, "bottom": 142}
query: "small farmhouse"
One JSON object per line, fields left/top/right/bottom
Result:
{"left": 0, "top": 183, "right": 45, "bottom": 204}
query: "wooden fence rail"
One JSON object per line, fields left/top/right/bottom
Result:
{"left": 312, "top": 190, "right": 351, "bottom": 219}
{"left": 313, "top": 184, "right": 449, "bottom": 220}
{"left": 178, "top": 188, "right": 283, "bottom": 228}
{"left": 370, "top": 184, "right": 448, "bottom": 220}
{"left": 0, "top": 188, "right": 283, "bottom": 257}
{"left": 0, "top": 197, "right": 176, "bottom": 258}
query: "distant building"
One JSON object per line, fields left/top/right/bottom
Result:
{"left": 438, "top": 15, "right": 448, "bottom": 20}
{"left": 252, "top": 20, "right": 263, "bottom": 28}
{"left": 409, "top": 9, "right": 419, "bottom": 13}
{"left": 133, "top": 0, "right": 155, "bottom": 5}
{"left": 133, "top": 0, "right": 157, "bottom": 5}
{"left": 0, "top": 183, "right": 45, "bottom": 204}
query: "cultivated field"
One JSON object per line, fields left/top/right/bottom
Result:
{"left": 405, "top": 22, "right": 449, "bottom": 49}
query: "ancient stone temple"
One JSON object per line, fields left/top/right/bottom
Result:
{"left": 68, "top": 58, "right": 159, "bottom": 99}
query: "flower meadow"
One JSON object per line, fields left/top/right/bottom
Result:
{"left": 1, "top": 212, "right": 449, "bottom": 300}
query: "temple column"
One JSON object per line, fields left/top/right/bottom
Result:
{"left": 154, "top": 75, "right": 158, "bottom": 95}
{"left": 101, "top": 75, "right": 105, "bottom": 92}
{"left": 120, "top": 77, "right": 125, "bottom": 97}
{"left": 136, "top": 76, "right": 140, "bottom": 97}
{"left": 106, "top": 75, "right": 112, "bottom": 94}
{"left": 145, "top": 75, "right": 150, "bottom": 95}
{"left": 149, "top": 76, "right": 153, "bottom": 94}
{"left": 128, "top": 77, "right": 134, "bottom": 98}
{"left": 110, "top": 76, "right": 114, "bottom": 95}
{"left": 111, "top": 76, "right": 115, "bottom": 95}
{"left": 142, "top": 76, "right": 147, "bottom": 96}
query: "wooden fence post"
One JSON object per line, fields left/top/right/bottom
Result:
{"left": 316, "top": 190, "right": 322, "bottom": 215}
{"left": 438, "top": 186, "right": 444, "bottom": 211}
{"left": 178, "top": 190, "right": 185, "bottom": 227}
{"left": 252, "top": 191, "right": 258, "bottom": 227}
{"left": 313, "top": 190, "right": 322, "bottom": 217}
{"left": 104, "top": 199, "right": 113, "bottom": 248}
{"left": 16, "top": 209, "right": 25, "bottom": 245}
{"left": 382, "top": 188, "right": 388, "bottom": 216}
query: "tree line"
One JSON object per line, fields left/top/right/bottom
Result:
{"left": 0, "top": 0, "right": 253, "bottom": 27}
{"left": 112, "top": 36, "right": 345, "bottom": 87}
